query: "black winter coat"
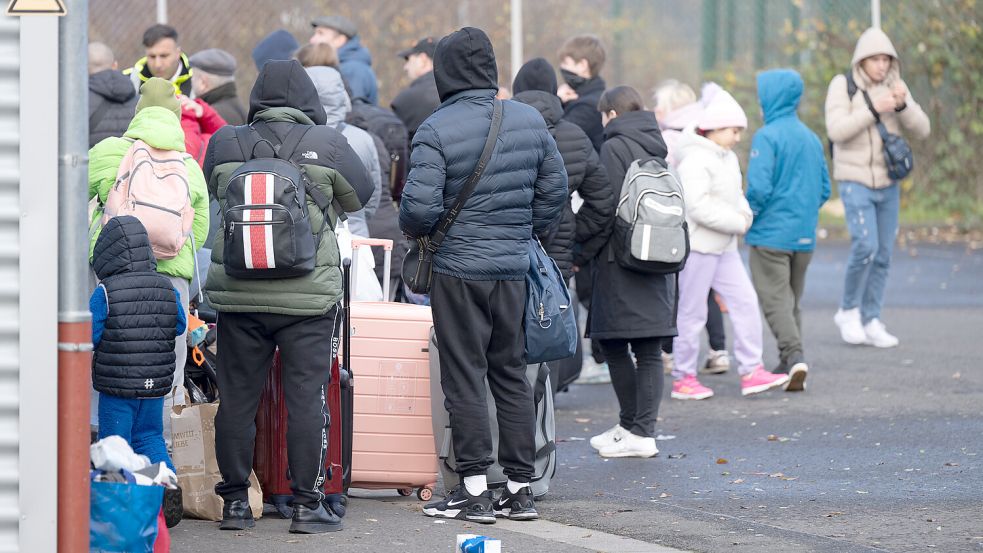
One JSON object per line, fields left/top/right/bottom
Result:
{"left": 514, "top": 90, "right": 613, "bottom": 279}
{"left": 398, "top": 28, "right": 567, "bottom": 280}
{"left": 91, "top": 216, "right": 179, "bottom": 398}
{"left": 561, "top": 76, "right": 606, "bottom": 153}
{"left": 390, "top": 71, "right": 440, "bottom": 142}
{"left": 348, "top": 99, "right": 409, "bottom": 201}
{"left": 363, "top": 132, "right": 409, "bottom": 286}
{"left": 199, "top": 81, "right": 247, "bottom": 126}
{"left": 589, "top": 110, "right": 677, "bottom": 339}
{"left": 88, "top": 69, "right": 137, "bottom": 148}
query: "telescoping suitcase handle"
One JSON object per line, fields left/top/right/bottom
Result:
{"left": 350, "top": 238, "right": 393, "bottom": 301}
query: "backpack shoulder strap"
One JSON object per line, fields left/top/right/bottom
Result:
{"left": 233, "top": 125, "right": 258, "bottom": 161}
{"left": 845, "top": 71, "right": 858, "bottom": 100}
{"left": 274, "top": 125, "right": 312, "bottom": 161}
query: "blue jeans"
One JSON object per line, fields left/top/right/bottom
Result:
{"left": 839, "top": 181, "right": 900, "bottom": 323}
{"left": 98, "top": 393, "right": 174, "bottom": 472}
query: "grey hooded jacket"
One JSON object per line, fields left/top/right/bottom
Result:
{"left": 306, "top": 66, "right": 381, "bottom": 238}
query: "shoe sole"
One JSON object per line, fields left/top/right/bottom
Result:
{"left": 289, "top": 521, "right": 344, "bottom": 534}
{"left": 699, "top": 365, "right": 730, "bottom": 375}
{"left": 784, "top": 364, "right": 808, "bottom": 392}
{"left": 866, "top": 340, "right": 899, "bottom": 348}
{"left": 422, "top": 507, "right": 496, "bottom": 524}
{"left": 219, "top": 518, "right": 255, "bottom": 531}
{"left": 670, "top": 391, "right": 713, "bottom": 400}
{"left": 742, "top": 375, "right": 790, "bottom": 396}
{"left": 599, "top": 449, "right": 658, "bottom": 458}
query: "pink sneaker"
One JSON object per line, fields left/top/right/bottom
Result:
{"left": 671, "top": 375, "right": 714, "bottom": 400}
{"left": 741, "top": 366, "right": 790, "bottom": 396}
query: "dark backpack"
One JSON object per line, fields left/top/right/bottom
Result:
{"left": 827, "top": 71, "right": 859, "bottom": 159}
{"left": 348, "top": 101, "right": 409, "bottom": 201}
{"left": 222, "top": 121, "right": 333, "bottom": 279}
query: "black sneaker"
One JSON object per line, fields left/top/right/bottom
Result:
{"left": 163, "top": 486, "right": 183, "bottom": 528}
{"left": 493, "top": 485, "right": 539, "bottom": 521}
{"left": 422, "top": 486, "right": 495, "bottom": 524}
{"left": 289, "top": 503, "right": 344, "bottom": 534}
{"left": 784, "top": 355, "right": 808, "bottom": 392}
{"left": 219, "top": 498, "right": 255, "bottom": 530}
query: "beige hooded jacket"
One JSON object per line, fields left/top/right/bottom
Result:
{"left": 825, "top": 28, "right": 930, "bottom": 189}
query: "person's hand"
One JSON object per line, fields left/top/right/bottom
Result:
{"left": 892, "top": 82, "right": 908, "bottom": 108}
{"left": 872, "top": 93, "right": 897, "bottom": 114}
{"left": 178, "top": 95, "right": 203, "bottom": 118}
{"left": 572, "top": 265, "right": 580, "bottom": 273}
{"left": 557, "top": 83, "right": 578, "bottom": 104}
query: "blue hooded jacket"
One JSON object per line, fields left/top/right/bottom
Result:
{"left": 746, "top": 69, "right": 831, "bottom": 252}
{"left": 338, "top": 35, "right": 379, "bottom": 105}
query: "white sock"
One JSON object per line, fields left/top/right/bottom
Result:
{"left": 506, "top": 479, "right": 527, "bottom": 494}
{"left": 463, "top": 475, "right": 487, "bottom": 496}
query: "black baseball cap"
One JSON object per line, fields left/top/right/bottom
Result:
{"left": 397, "top": 37, "right": 436, "bottom": 60}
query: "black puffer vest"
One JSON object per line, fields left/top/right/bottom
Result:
{"left": 92, "top": 216, "right": 179, "bottom": 398}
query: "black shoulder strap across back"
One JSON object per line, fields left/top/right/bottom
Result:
{"left": 426, "top": 99, "right": 503, "bottom": 250}
{"left": 845, "top": 71, "right": 859, "bottom": 100}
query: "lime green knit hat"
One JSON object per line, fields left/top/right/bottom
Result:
{"left": 135, "top": 77, "right": 181, "bottom": 119}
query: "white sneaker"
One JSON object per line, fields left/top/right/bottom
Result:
{"left": 834, "top": 308, "right": 867, "bottom": 345}
{"left": 864, "top": 319, "right": 899, "bottom": 348}
{"left": 661, "top": 351, "right": 674, "bottom": 375}
{"left": 590, "top": 424, "right": 628, "bottom": 450}
{"left": 598, "top": 432, "right": 658, "bottom": 458}
{"left": 701, "top": 349, "right": 731, "bottom": 374}
{"left": 575, "top": 360, "right": 611, "bottom": 384}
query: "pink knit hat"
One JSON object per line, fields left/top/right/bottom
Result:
{"left": 697, "top": 87, "right": 747, "bottom": 131}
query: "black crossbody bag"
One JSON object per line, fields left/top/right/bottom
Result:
{"left": 860, "top": 88, "right": 914, "bottom": 181}
{"left": 402, "top": 100, "right": 503, "bottom": 294}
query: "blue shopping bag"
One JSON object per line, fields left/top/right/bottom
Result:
{"left": 90, "top": 478, "right": 163, "bottom": 553}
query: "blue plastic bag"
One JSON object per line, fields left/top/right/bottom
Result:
{"left": 524, "top": 238, "right": 578, "bottom": 364}
{"left": 90, "top": 479, "right": 163, "bottom": 553}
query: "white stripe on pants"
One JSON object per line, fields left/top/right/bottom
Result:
{"left": 672, "top": 250, "right": 763, "bottom": 378}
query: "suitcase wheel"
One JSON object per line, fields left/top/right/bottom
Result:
{"left": 417, "top": 487, "right": 434, "bottom": 502}
{"left": 397, "top": 488, "right": 413, "bottom": 497}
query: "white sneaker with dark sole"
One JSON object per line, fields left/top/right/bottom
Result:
{"left": 590, "top": 424, "right": 628, "bottom": 451}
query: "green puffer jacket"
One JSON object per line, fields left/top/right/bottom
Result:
{"left": 88, "top": 106, "right": 210, "bottom": 282}
{"left": 203, "top": 107, "right": 363, "bottom": 316}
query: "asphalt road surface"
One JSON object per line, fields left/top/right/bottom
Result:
{"left": 173, "top": 241, "right": 983, "bottom": 553}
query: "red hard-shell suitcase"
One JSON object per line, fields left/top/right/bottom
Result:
{"left": 252, "top": 259, "right": 355, "bottom": 518}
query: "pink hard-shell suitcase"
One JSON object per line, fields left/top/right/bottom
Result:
{"left": 347, "top": 238, "right": 437, "bottom": 501}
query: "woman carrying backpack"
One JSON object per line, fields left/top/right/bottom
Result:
{"left": 670, "top": 87, "right": 788, "bottom": 400}
{"left": 587, "top": 86, "right": 674, "bottom": 459}
{"left": 826, "top": 28, "right": 930, "bottom": 348}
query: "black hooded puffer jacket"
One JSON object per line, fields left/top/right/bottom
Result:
{"left": 398, "top": 28, "right": 567, "bottom": 280}
{"left": 91, "top": 216, "right": 179, "bottom": 398}
{"left": 513, "top": 58, "right": 614, "bottom": 279}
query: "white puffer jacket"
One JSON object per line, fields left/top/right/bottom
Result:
{"left": 674, "top": 128, "right": 753, "bottom": 254}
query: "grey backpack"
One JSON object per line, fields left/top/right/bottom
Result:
{"left": 611, "top": 157, "right": 689, "bottom": 274}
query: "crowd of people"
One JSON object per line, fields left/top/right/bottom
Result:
{"left": 86, "top": 15, "right": 929, "bottom": 533}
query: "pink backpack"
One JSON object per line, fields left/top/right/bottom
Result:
{"left": 103, "top": 139, "right": 194, "bottom": 260}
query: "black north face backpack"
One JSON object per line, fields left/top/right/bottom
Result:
{"left": 223, "top": 121, "right": 333, "bottom": 279}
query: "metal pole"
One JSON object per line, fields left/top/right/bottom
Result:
{"left": 57, "top": 1, "right": 92, "bottom": 552}
{"left": 701, "top": 0, "right": 719, "bottom": 75}
{"left": 510, "top": 0, "right": 522, "bottom": 82}
{"left": 157, "top": 0, "right": 167, "bottom": 24}
{"left": 871, "top": 0, "right": 881, "bottom": 28}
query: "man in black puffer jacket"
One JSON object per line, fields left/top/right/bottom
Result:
{"left": 400, "top": 27, "right": 566, "bottom": 524}
{"left": 88, "top": 43, "right": 137, "bottom": 147}
{"left": 513, "top": 57, "right": 613, "bottom": 280}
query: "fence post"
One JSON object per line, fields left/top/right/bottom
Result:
{"left": 701, "top": 0, "right": 719, "bottom": 74}
{"left": 753, "top": 0, "right": 766, "bottom": 68}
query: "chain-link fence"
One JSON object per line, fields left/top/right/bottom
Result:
{"left": 89, "top": 0, "right": 983, "bottom": 221}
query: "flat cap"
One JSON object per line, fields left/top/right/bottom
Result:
{"left": 311, "top": 15, "right": 357, "bottom": 38}
{"left": 189, "top": 48, "right": 237, "bottom": 76}
{"left": 397, "top": 37, "right": 437, "bottom": 59}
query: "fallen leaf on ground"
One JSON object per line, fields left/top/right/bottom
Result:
{"left": 825, "top": 512, "right": 844, "bottom": 517}
{"left": 767, "top": 434, "right": 778, "bottom": 441}
{"left": 952, "top": 372, "right": 961, "bottom": 379}
{"left": 731, "top": 479, "right": 745, "bottom": 484}
{"left": 575, "top": 418, "right": 591, "bottom": 423}
{"left": 659, "top": 492, "right": 671, "bottom": 498}
{"left": 717, "top": 458, "right": 729, "bottom": 464}
{"left": 944, "top": 462, "right": 960, "bottom": 467}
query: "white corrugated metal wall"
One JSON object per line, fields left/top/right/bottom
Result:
{"left": 0, "top": 16, "right": 19, "bottom": 552}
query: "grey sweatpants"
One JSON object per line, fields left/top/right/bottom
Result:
{"left": 748, "top": 247, "right": 813, "bottom": 365}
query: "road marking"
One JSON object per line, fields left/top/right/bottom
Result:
{"left": 496, "top": 518, "right": 689, "bottom": 552}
